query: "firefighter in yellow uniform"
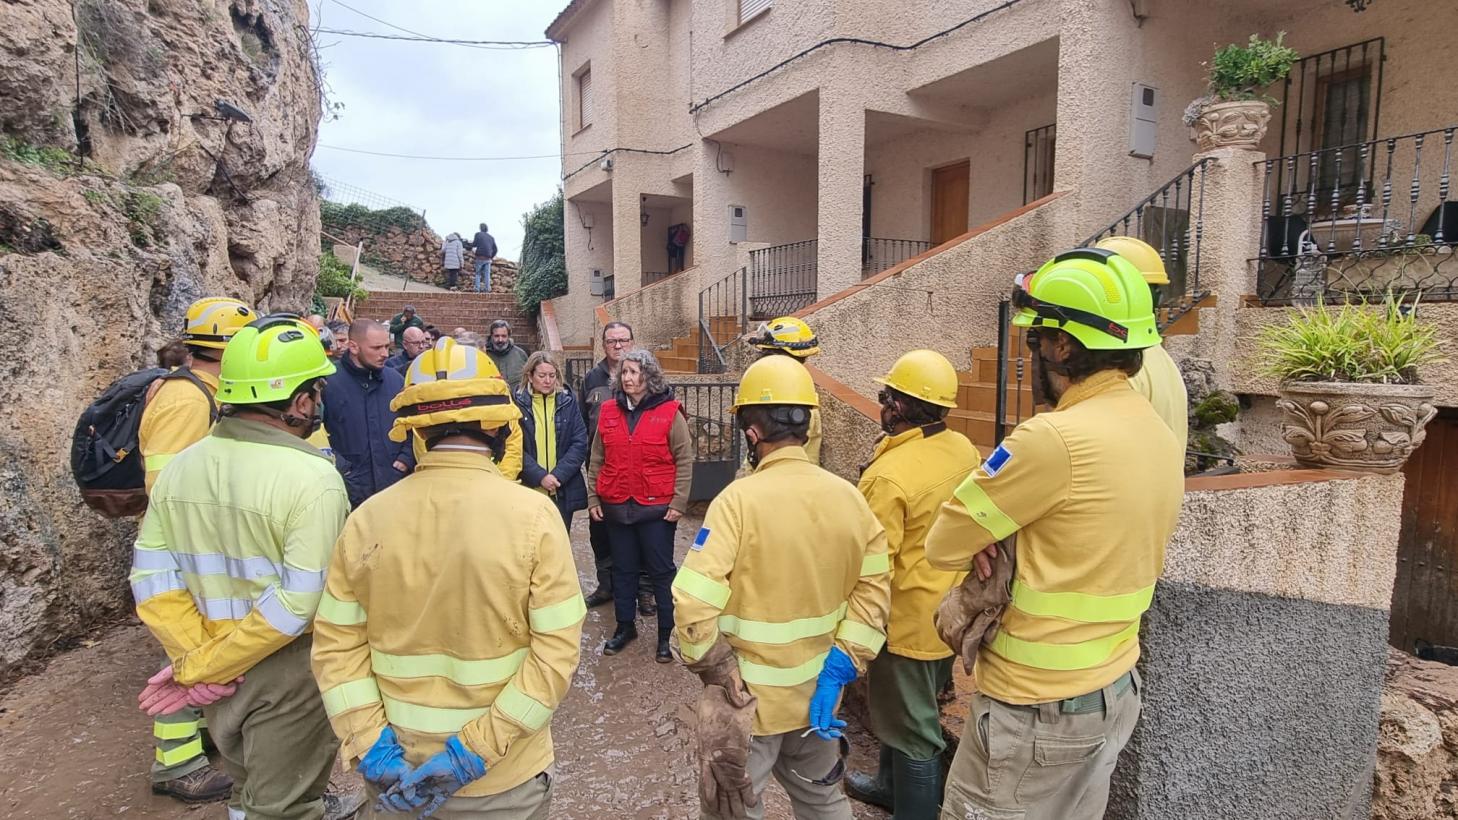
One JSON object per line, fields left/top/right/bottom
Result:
{"left": 844, "top": 350, "right": 979, "bottom": 818}
{"left": 752, "top": 316, "right": 823, "bottom": 463}
{"left": 1095, "top": 236, "right": 1189, "bottom": 452}
{"left": 926, "top": 249, "right": 1183, "bottom": 820}
{"left": 404, "top": 348, "right": 524, "bottom": 480}
{"left": 673, "top": 355, "right": 890, "bottom": 820}
{"left": 130, "top": 315, "right": 347, "bottom": 819}
{"left": 136, "top": 295, "right": 251, "bottom": 804}
{"left": 311, "top": 337, "right": 585, "bottom": 819}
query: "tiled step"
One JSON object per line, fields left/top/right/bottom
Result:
{"left": 660, "top": 354, "right": 698, "bottom": 373}
{"left": 957, "top": 382, "right": 1036, "bottom": 414}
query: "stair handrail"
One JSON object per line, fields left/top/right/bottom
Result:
{"left": 696, "top": 266, "right": 747, "bottom": 374}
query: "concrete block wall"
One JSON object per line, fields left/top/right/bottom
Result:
{"left": 1109, "top": 469, "right": 1405, "bottom": 819}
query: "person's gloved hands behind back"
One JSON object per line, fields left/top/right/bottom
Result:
{"left": 358, "top": 726, "right": 413, "bottom": 794}
{"left": 808, "top": 646, "right": 858, "bottom": 740}
{"left": 379, "top": 734, "right": 486, "bottom": 817}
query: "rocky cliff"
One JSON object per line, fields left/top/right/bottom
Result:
{"left": 0, "top": 0, "right": 322, "bottom": 674}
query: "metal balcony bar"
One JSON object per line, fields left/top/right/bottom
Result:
{"left": 862, "top": 237, "right": 933, "bottom": 278}
{"left": 748, "top": 239, "right": 818, "bottom": 319}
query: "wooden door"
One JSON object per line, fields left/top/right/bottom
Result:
{"left": 931, "top": 160, "right": 970, "bottom": 245}
{"left": 1390, "top": 410, "right": 1458, "bottom": 651}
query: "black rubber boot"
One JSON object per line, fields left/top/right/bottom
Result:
{"left": 891, "top": 749, "right": 944, "bottom": 820}
{"left": 844, "top": 743, "right": 894, "bottom": 811}
{"left": 603, "top": 623, "right": 638, "bottom": 654}
{"left": 584, "top": 567, "right": 614, "bottom": 607}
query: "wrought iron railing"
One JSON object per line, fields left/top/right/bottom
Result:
{"left": 697, "top": 267, "right": 747, "bottom": 374}
{"left": 748, "top": 239, "right": 818, "bottom": 318}
{"left": 602, "top": 274, "right": 615, "bottom": 301}
{"left": 993, "top": 298, "right": 1035, "bottom": 445}
{"left": 671, "top": 380, "right": 742, "bottom": 500}
{"left": 1024, "top": 123, "right": 1056, "bottom": 205}
{"left": 563, "top": 353, "right": 597, "bottom": 397}
{"left": 1081, "top": 157, "right": 1210, "bottom": 327}
{"left": 1256, "top": 126, "right": 1457, "bottom": 304}
{"left": 862, "top": 237, "right": 933, "bottom": 278}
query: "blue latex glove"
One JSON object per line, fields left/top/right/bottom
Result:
{"left": 357, "top": 727, "right": 412, "bottom": 793}
{"left": 808, "top": 647, "right": 858, "bottom": 740}
{"left": 380, "top": 735, "right": 487, "bottom": 817}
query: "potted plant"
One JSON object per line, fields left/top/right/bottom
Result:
{"left": 1259, "top": 295, "right": 1446, "bottom": 474}
{"left": 1185, "top": 33, "right": 1300, "bottom": 151}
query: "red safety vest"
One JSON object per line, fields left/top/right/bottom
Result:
{"left": 596, "top": 398, "right": 681, "bottom": 505}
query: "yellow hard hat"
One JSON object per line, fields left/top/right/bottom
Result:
{"left": 217, "top": 315, "right": 335, "bottom": 404}
{"left": 1094, "top": 236, "right": 1169, "bottom": 286}
{"left": 874, "top": 350, "right": 959, "bottom": 408}
{"left": 183, "top": 297, "right": 253, "bottom": 350}
{"left": 753, "top": 316, "right": 820, "bottom": 358}
{"left": 731, "top": 355, "right": 819, "bottom": 411}
{"left": 388, "top": 337, "right": 520, "bottom": 442}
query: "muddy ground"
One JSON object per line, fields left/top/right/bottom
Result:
{"left": 0, "top": 514, "right": 927, "bottom": 818}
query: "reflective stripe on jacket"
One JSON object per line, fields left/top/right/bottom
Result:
{"left": 130, "top": 417, "right": 348, "bottom": 685}
{"left": 858, "top": 423, "right": 978, "bottom": 660}
{"left": 672, "top": 446, "right": 890, "bottom": 735}
{"left": 310, "top": 450, "right": 584, "bottom": 798}
{"left": 924, "top": 371, "right": 1182, "bottom": 704}
{"left": 595, "top": 398, "right": 681, "bottom": 506}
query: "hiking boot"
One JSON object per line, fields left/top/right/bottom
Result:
{"left": 584, "top": 587, "right": 613, "bottom": 608}
{"left": 638, "top": 590, "right": 657, "bottom": 617}
{"left": 603, "top": 623, "right": 638, "bottom": 655}
{"left": 323, "top": 786, "right": 368, "bottom": 820}
{"left": 152, "top": 765, "right": 233, "bottom": 804}
{"left": 844, "top": 744, "right": 894, "bottom": 811}
{"left": 656, "top": 638, "right": 673, "bottom": 663}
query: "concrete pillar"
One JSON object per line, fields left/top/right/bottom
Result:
{"left": 1186, "top": 146, "right": 1266, "bottom": 389}
{"left": 611, "top": 161, "right": 643, "bottom": 293}
{"left": 816, "top": 93, "right": 865, "bottom": 299}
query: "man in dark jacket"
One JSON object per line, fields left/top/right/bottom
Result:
{"left": 388, "top": 305, "right": 426, "bottom": 351}
{"left": 469, "top": 223, "right": 498, "bottom": 293}
{"left": 323, "top": 319, "right": 413, "bottom": 508}
{"left": 384, "top": 326, "right": 429, "bottom": 375}
{"left": 485, "top": 320, "right": 530, "bottom": 387}
{"left": 580, "top": 321, "right": 653, "bottom": 612}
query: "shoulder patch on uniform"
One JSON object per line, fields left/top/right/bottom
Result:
{"left": 691, "top": 527, "right": 711, "bottom": 550}
{"left": 983, "top": 444, "right": 1013, "bottom": 477}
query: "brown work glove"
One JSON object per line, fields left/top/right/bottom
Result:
{"left": 685, "top": 639, "right": 753, "bottom": 709}
{"left": 697, "top": 683, "right": 759, "bottom": 818}
{"left": 935, "top": 537, "right": 1017, "bottom": 674}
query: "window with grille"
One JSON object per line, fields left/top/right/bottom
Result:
{"left": 1023, "top": 124, "right": 1056, "bottom": 205}
{"left": 577, "top": 68, "right": 593, "bottom": 131}
{"left": 739, "top": 0, "right": 772, "bottom": 24}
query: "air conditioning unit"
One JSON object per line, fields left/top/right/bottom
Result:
{"left": 599, "top": 156, "right": 614, "bottom": 172}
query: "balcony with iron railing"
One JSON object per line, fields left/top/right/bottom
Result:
{"left": 1256, "top": 126, "right": 1457, "bottom": 305}
{"left": 862, "top": 237, "right": 933, "bottom": 278}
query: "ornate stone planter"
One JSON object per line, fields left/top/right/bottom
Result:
{"left": 1275, "top": 381, "right": 1438, "bottom": 474}
{"left": 1193, "top": 100, "right": 1272, "bottom": 151}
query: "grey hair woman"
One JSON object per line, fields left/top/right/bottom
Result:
{"left": 586, "top": 346, "right": 693, "bottom": 662}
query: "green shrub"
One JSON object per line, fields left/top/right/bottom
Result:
{"left": 515, "top": 190, "right": 566, "bottom": 313}
{"left": 124, "top": 190, "right": 163, "bottom": 247}
{"left": 1, "top": 136, "right": 75, "bottom": 176}
{"left": 314, "top": 249, "right": 368, "bottom": 301}
{"left": 1207, "top": 33, "right": 1299, "bottom": 103}
{"left": 1258, "top": 294, "right": 1447, "bottom": 384}
{"left": 319, "top": 200, "right": 425, "bottom": 234}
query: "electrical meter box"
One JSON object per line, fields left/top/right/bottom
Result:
{"left": 1130, "top": 83, "right": 1158, "bottom": 159}
{"left": 729, "top": 205, "right": 747, "bottom": 244}
{"left": 589, "top": 268, "right": 605, "bottom": 296}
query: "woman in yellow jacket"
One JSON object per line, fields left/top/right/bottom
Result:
{"left": 311, "top": 338, "right": 586, "bottom": 818}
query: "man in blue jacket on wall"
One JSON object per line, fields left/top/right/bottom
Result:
{"left": 323, "top": 319, "right": 413, "bottom": 507}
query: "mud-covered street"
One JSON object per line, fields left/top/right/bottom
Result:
{"left": 0, "top": 514, "right": 894, "bottom": 819}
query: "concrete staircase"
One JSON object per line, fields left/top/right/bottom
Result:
{"left": 356, "top": 291, "right": 540, "bottom": 351}
{"left": 948, "top": 333, "right": 1038, "bottom": 450}
{"left": 656, "top": 316, "right": 741, "bottom": 374}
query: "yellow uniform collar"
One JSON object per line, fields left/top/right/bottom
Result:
{"left": 868, "top": 425, "right": 937, "bottom": 463}
{"left": 752, "top": 444, "right": 810, "bottom": 473}
{"left": 416, "top": 448, "right": 506, "bottom": 475}
{"left": 1054, "top": 370, "right": 1130, "bottom": 412}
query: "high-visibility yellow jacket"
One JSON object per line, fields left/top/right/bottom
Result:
{"left": 805, "top": 408, "right": 822, "bottom": 464}
{"left": 1128, "top": 342, "right": 1189, "bottom": 453}
{"left": 409, "top": 420, "right": 523, "bottom": 480}
{"left": 925, "top": 371, "right": 1182, "bottom": 704}
{"left": 858, "top": 424, "right": 978, "bottom": 660}
{"left": 130, "top": 417, "right": 349, "bottom": 685}
{"left": 673, "top": 446, "right": 890, "bottom": 736}
{"left": 311, "top": 450, "right": 585, "bottom": 798}
{"left": 139, "top": 368, "right": 219, "bottom": 494}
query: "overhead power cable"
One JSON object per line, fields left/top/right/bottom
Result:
{"left": 318, "top": 144, "right": 578, "bottom": 161}
{"left": 312, "top": 27, "right": 553, "bottom": 49}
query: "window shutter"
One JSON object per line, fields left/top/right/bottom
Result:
{"left": 739, "top": 0, "right": 772, "bottom": 23}
{"left": 579, "top": 70, "right": 594, "bottom": 128}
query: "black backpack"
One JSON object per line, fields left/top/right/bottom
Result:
{"left": 71, "top": 367, "right": 217, "bottom": 518}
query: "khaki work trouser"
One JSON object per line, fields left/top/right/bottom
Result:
{"left": 204, "top": 636, "right": 339, "bottom": 820}
{"left": 940, "top": 670, "right": 1141, "bottom": 820}
{"left": 361, "top": 771, "right": 553, "bottom": 819}
{"left": 702, "top": 730, "right": 852, "bottom": 820}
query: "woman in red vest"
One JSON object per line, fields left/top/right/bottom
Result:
{"left": 587, "top": 348, "right": 693, "bottom": 662}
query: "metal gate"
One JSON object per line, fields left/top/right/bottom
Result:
{"left": 1389, "top": 410, "right": 1458, "bottom": 651}
{"left": 672, "top": 380, "right": 742, "bottom": 500}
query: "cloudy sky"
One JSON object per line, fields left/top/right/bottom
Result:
{"left": 308, "top": 0, "right": 563, "bottom": 261}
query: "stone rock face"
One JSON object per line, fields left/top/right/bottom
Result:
{"left": 1373, "top": 649, "right": 1458, "bottom": 819}
{"left": 0, "top": 0, "right": 321, "bottom": 674}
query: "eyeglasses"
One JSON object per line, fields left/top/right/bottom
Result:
{"left": 605, "top": 338, "right": 633, "bottom": 347}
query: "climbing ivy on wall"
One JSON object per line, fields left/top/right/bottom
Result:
{"left": 515, "top": 190, "right": 566, "bottom": 313}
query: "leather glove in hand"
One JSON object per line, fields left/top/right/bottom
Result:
{"left": 686, "top": 639, "right": 753, "bottom": 709}
{"left": 807, "top": 647, "right": 857, "bottom": 741}
{"left": 697, "top": 683, "right": 759, "bottom": 818}
{"left": 358, "top": 726, "right": 413, "bottom": 793}
{"left": 379, "top": 735, "right": 486, "bottom": 817}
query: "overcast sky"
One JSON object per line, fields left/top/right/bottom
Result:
{"left": 308, "top": 0, "right": 563, "bottom": 262}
